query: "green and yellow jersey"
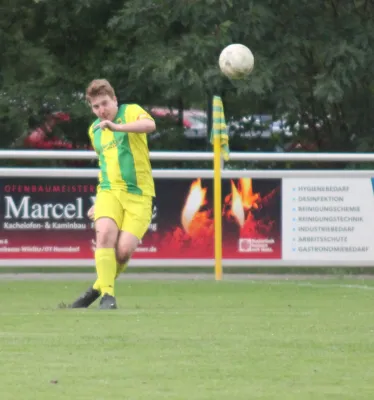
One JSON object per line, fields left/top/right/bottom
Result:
{"left": 88, "top": 104, "right": 155, "bottom": 197}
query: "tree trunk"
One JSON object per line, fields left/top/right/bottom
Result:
{"left": 177, "top": 97, "right": 184, "bottom": 128}
{"left": 207, "top": 91, "right": 213, "bottom": 148}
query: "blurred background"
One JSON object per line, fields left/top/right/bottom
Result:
{"left": 1, "top": 0, "right": 374, "bottom": 171}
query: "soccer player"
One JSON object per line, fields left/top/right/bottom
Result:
{"left": 69, "top": 79, "right": 156, "bottom": 309}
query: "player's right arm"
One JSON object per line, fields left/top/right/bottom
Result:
{"left": 94, "top": 106, "right": 156, "bottom": 134}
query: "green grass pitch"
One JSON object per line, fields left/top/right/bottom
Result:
{"left": 1, "top": 279, "right": 374, "bottom": 399}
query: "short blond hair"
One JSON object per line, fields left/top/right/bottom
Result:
{"left": 85, "top": 79, "right": 115, "bottom": 104}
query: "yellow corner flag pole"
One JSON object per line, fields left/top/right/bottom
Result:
{"left": 210, "top": 96, "right": 230, "bottom": 281}
{"left": 213, "top": 135, "right": 223, "bottom": 281}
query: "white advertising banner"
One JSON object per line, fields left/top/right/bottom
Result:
{"left": 282, "top": 178, "right": 374, "bottom": 261}
{"left": 1, "top": 168, "right": 374, "bottom": 267}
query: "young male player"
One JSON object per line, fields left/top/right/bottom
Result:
{"left": 69, "top": 79, "right": 156, "bottom": 309}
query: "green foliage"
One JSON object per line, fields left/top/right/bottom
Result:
{"left": 0, "top": 0, "right": 374, "bottom": 169}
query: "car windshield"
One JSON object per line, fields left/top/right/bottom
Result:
{"left": 188, "top": 115, "right": 207, "bottom": 123}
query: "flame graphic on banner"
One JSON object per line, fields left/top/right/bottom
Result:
{"left": 160, "top": 178, "right": 280, "bottom": 255}
{"left": 181, "top": 178, "right": 207, "bottom": 234}
{"left": 225, "top": 178, "right": 261, "bottom": 228}
{"left": 230, "top": 181, "right": 245, "bottom": 227}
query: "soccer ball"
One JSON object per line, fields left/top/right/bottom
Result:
{"left": 219, "top": 44, "right": 254, "bottom": 79}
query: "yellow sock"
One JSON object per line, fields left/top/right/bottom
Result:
{"left": 93, "top": 262, "right": 128, "bottom": 290}
{"left": 95, "top": 248, "right": 116, "bottom": 296}
{"left": 115, "top": 262, "right": 128, "bottom": 279}
{"left": 93, "top": 279, "right": 100, "bottom": 291}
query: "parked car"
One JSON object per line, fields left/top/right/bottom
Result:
{"left": 149, "top": 107, "right": 208, "bottom": 139}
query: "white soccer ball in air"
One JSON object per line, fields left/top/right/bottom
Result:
{"left": 219, "top": 44, "right": 254, "bottom": 79}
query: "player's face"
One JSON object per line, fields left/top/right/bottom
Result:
{"left": 90, "top": 94, "right": 118, "bottom": 121}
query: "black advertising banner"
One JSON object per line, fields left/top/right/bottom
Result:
{"left": 0, "top": 177, "right": 282, "bottom": 262}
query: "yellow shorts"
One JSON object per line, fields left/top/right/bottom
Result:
{"left": 94, "top": 190, "right": 153, "bottom": 240}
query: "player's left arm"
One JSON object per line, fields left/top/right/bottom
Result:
{"left": 94, "top": 105, "right": 156, "bottom": 134}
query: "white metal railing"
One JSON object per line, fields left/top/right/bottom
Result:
{"left": 1, "top": 168, "right": 374, "bottom": 178}
{"left": 1, "top": 150, "right": 374, "bottom": 268}
{"left": 1, "top": 150, "right": 374, "bottom": 162}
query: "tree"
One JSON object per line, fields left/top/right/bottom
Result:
{"left": 1, "top": 0, "right": 374, "bottom": 170}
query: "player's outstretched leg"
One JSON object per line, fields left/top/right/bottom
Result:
{"left": 70, "top": 286, "right": 100, "bottom": 308}
{"left": 67, "top": 261, "right": 127, "bottom": 309}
